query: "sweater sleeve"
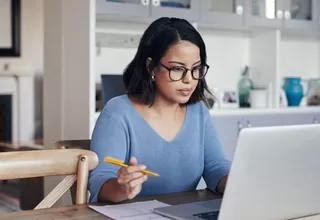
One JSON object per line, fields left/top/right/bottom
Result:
{"left": 88, "top": 110, "right": 128, "bottom": 203}
{"left": 202, "top": 111, "right": 231, "bottom": 193}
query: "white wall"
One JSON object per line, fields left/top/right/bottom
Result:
{"left": 0, "top": 0, "right": 44, "bottom": 72}
{"left": 280, "top": 37, "right": 320, "bottom": 80}
{"left": 0, "top": 0, "right": 44, "bottom": 138}
{"left": 43, "top": 0, "right": 96, "bottom": 207}
{"left": 200, "top": 29, "right": 250, "bottom": 91}
{"left": 95, "top": 21, "right": 250, "bottom": 92}
{"left": 0, "top": 0, "right": 11, "bottom": 47}
{"left": 95, "top": 21, "right": 320, "bottom": 95}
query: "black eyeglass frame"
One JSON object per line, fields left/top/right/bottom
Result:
{"left": 159, "top": 62, "right": 210, "bottom": 82}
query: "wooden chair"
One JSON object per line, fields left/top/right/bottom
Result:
{"left": 53, "top": 139, "right": 91, "bottom": 204}
{"left": 0, "top": 148, "right": 98, "bottom": 209}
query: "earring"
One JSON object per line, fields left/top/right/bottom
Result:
{"left": 151, "top": 74, "right": 155, "bottom": 81}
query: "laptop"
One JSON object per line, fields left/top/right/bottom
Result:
{"left": 154, "top": 124, "right": 320, "bottom": 220}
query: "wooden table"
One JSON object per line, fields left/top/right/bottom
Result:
{"left": 0, "top": 189, "right": 220, "bottom": 220}
{"left": 1, "top": 189, "right": 320, "bottom": 220}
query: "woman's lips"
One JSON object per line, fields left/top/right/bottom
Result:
{"left": 179, "top": 88, "right": 192, "bottom": 96}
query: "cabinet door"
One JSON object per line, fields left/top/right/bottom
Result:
{"left": 244, "top": 114, "right": 283, "bottom": 128}
{"left": 280, "top": 113, "right": 316, "bottom": 125}
{"left": 150, "top": 0, "right": 199, "bottom": 21}
{"left": 315, "top": 113, "right": 320, "bottom": 124}
{"left": 96, "top": 0, "right": 150, "bottom": 18}
{"left": 245, "top": 0, "right": 283, "bottom": 28}
{"left": 283, "top": 0, "right": 320, "bottom": 30}
{"left": 200, "top": 0, "right": 245, "bottom": 26}
{"left": 212, "top": 115, "right": 244, "bottom": 161}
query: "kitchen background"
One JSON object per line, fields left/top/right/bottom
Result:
{"left": 0, "top": 0, "right": 319, "bottom": 210}
{"left": 0, "top": 0, "right": 319, "bottom": 144}
{"left": 93, "top": 0, "right": 320, "bottom": 166}
{"left": 95, "top": 0, "right": 320, "bottom": 113}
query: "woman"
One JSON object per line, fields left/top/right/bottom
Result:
{"left": 89, "top": 17, "right": 231, "bottom": 203}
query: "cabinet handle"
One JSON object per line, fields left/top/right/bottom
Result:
{"left": 284, "top": 10, "right": 291, "bottom": 20}
{"left": 152, "top": 0, "right": 160, "bottom": 7}
{"left": 276, "top": 10, "right": 283, "bottom": 19}
{"left": 313, "top": 117, "right": 318, "bottom": 124}
{"left": 237, "top": 121, "right": 243, "bottom": 131}
{"left": 236, "top": 5, "right": 243, "bottom": 15}
{"left": 141, "top": 0, "right": 150, "bottom": 6}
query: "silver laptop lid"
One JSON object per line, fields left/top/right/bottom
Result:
{"left": 219, "top": 124, "right": 320, "bottom": 220}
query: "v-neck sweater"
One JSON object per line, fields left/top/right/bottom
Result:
{"left": 88, "top": 95, "right": 231, "bottom": 203}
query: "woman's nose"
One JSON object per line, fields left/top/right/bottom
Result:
{"left": 182, "top": 70, "right": 193, "bottom": 83}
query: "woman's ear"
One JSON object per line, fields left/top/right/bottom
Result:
{"left": 146, "top": 57, "right": 152, "bottom": 73}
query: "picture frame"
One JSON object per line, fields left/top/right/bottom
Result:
{"left": 218, "top": 90, "right": 239, "bottom": 109}
{"left": 0, "top": 0, "right": 21, "bottom": 57}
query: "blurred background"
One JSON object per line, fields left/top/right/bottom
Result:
{"left": 0, "top": 0, "right": 319, "bottom": 212}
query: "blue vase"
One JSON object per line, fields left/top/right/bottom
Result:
{"left": 283, "top": 77, "right": 304, "bottom": 106}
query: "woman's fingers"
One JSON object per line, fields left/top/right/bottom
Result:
{"left": 128, "top": 174, "right": 148, "bottom": 189}
{"left": 117, "top": 164, "right": 146, "bottom": 177}
{"left": 126, "top": 175, "right": 148, "bottom": 199}
{"left": 116, "top": 156, "right": 148, "bottom": 200}
{"left": 118, "top": 171, "right": 144, "bottom": 184}
{"left": 128, "top": 156, "right": 138, "bottom": 165}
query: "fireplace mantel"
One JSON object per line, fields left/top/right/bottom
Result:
{"left": 0, "top": 68, "right": 35, "bottom": 143}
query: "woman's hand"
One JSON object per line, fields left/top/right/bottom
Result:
{"left": 117, "top": 156, "right": 148, "bottom": 200}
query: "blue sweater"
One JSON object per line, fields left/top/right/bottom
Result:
{"left": 88, "top": 95, "right": 231, "bottom": 202}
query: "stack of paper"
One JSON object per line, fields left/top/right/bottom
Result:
{"left": 89, "top": 200, "right": 172, "bottom": 220}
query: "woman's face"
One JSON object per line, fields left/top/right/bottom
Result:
{"left": 153, "top": 40, "right": 201, "bottom": 104}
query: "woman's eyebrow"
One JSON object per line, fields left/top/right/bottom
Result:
{"left": 168, "top": 60, "right": 201, "bottom": 66}
{"left": 168, "top": 61, "right": 185, "bottom": 65}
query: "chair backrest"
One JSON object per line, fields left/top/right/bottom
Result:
{"left": 53, "top": 139, "right": 91, "bottom": 204}
{"left": 0, "top": 148, "right": 98, "bottom": 209}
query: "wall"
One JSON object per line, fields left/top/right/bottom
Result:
{"left": 0, "top": 0, "right": 44, "bottom": 72}
{"left": 43, "top": 0, "right": 96, "bottom": 207}
{"left": 95, "top": 21, "right": 320, "bottom": 95}
{"left": 0, "top": 0, "right": 44, "bottom": 139}
{"left": 0, "top": 0, "right": 11, "bottom": 47}
{"left": 0, "top": 2, "right": 319, "bottom": 138}
{"left": 280, "top": 37, "right": 320, "bottom": 80}
{"left": 95, "top": 21, "right": 250, "bottom": 92}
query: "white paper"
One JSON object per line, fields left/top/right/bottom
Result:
{"left": 89, "top": 200, "right": 172, "bottom": 220}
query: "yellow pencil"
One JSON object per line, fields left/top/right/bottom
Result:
{"left": 104, "top": 156, "right": 160, "bottom": 177}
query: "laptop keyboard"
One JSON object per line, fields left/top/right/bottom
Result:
{"left": 193, "top": 211, "right": 219, "bottom": 220}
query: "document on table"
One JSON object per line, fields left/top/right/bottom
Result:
{"left": 89, "top": 200, "right": 172, "bottom": 220}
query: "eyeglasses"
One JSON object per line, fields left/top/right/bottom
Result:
{"left": 159, "top": 62, "right": 209, "bottom": 81}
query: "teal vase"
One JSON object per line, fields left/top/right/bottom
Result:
{"left": 238, "top": 66, "right": 253, "bottom": 108}
{"left": 282, "top": 77, "right": 304, "bottom": 107}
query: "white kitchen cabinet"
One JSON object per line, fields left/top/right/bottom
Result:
{"left": 200, "top": 0, "right": 245, "bottom": 27}
{"left": 96, "top": 0, "right": 200, "bottom": 22}
{"left": 212, "top": 110, "right": 320, "bottom": 162}
{"left": 150, "top": 0, "right": 199, "bottom": 21}
{"left": 212, "top": 115, "right": 244, "bottom": 161}
{"left": 245, "top": 0, "right": 320, "bottom": 31}
{"left": 243, "top": 113, "right": 283, "bottom": 127}
{"left": 213, "top": 113, "right": 282, "bottom": 161}
{"left": 96, "top": 0, "right": 150, "bottom": 19}
{"left": 197, "top": 109, "right": 320, "bottom": 190}
{"left": 280, "top": 112, "right": 320, "bottom": 125}
{"left": 282, "top": 0, "right": 320, "bottom": 31}
{"left": 245, "top": 0, "right": 283, "bottom": 28}
{"left": 96, "top": 0, "right": 320, "bottom": 32}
